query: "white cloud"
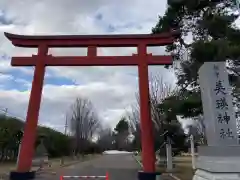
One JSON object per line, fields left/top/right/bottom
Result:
{"left": 0, "top": 0, "right": 177, "bottom": 132}
{"left": 0, "top": 73, "right": 13, "bottom": 81}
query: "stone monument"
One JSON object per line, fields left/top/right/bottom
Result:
{"left": 155, "top": 143, "right": 167, "bottom": 166}
{"left": 32, "top": 134, "right": 48, "bottom": 168}
{"left": 190, "top": 135, "right": 196, "bottom": 170}
{"left": 166, "top": 137, "right": 173, "bottom": 172}
{"left": 193, "top": 62, "right": 240, "bottom": 180}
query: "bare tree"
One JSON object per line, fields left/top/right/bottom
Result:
{"left": 67, "top": 97, "right": 100, "bottom": 155}
{"left": 191, "top": 115, "right": 207, "bottom": 145}
{"left": 97, "top": 126, "right": 114, "bottom": 151}
{"left": 186, "top": 115, "right": 207, "bottom": 145}
{"left": 127, "top": 105, "right": 140, "bottom": 133}
{"left": 148, "top": 73, "right": 176, "bottom": 130}
{"left": 126, "top": 107, "right": 141, "bottom": 150}
{"left": 126, "top": 74, "right": 177, "bottom": 151}
{"left": 128, "top": 74, "right": 177, "bottom": 131}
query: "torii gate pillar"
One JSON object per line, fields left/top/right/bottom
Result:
{"left": 5, "top": 31, "right": 179, "bottom": 180}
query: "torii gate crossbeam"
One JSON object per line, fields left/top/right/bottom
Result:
{"left": 4, "top": 31, "right": 179, "bottom": 180}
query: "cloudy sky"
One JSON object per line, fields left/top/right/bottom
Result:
{"left": 0, "top": 0, "right": 180, "bottom": 132}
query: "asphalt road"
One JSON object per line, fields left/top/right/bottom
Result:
{"left": 36, "top": 154, "right": 140, "bottom": 180}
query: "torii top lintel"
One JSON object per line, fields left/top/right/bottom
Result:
{"left": 4, "top": 30, "right": 179, "bottom": 48}
{"left": 4, "top": 30, "right": 179, "bottom": 66}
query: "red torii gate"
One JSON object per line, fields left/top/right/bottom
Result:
{"left": 4, "top": 31, "right": 178, "bottom": 180}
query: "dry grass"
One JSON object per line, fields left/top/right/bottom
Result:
{"left": 0, "top": 154, "right": 100, "bottom": 179}
{"left": 42, "top": 154, "right": 100, "bottom": 171}
{"left": 0, "top": 162, "right": 17, "bottom": 174}
{"left": 156, "top": 156, "right": 195, "bottom": 180}
{"left": 171, "top": 156, "right": 195, "bottom": 180}
{"left": 135, "top": 155, "right": 195, "bottom": 180}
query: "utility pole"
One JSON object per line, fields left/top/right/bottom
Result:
{"left": 236, "top": 0, "right": 240, "bottom": 11}
{"left": 3, "top": 108, "right": 8, "bottom": 119}
{"left": 61, "top": 116, "right": 68, "bottom": 166}
{"left": 64, "top": 116, "right": 68, "bottom": 135}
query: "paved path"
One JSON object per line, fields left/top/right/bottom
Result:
{"left": 36, "top": 154, "right": 140, "bottom": 180}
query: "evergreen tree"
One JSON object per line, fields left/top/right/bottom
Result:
{"left": 152, "top": 0, "right": 240, "bottom": 118}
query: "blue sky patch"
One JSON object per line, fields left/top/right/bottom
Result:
{"left": 10, "top": 69, "right": 33, "bottom": 82}
{"left": 95, "top": 13, "right": 103, "bottom": 21}
{"left": 0, "top": 69, "right": 32, "bottom": 91}
{"left": 0, "top": 9, "right": 13, "bottom": 25}
{"left": 1, "top": 77, "right": 29, "bottom": 91}
{"left": 1, "top": 67, "right": 75, "bottom": 91}
{"left": 44, "top": 76, "right": 75, "bottom": 86}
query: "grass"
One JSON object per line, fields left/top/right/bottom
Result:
{"left": 135, "top": 155, "right": 142, "bottom": 165}
{"left": 135, "top": 154, "right": 195, "bottom": 180}
{"left": 165, "top": 156, "right": 195, "bottom": 180}
{"left": 0, "top": 154, "right": 101, "bottom": 179}
{"left": 43, "top": 154, "right": 100, "bottom": 171}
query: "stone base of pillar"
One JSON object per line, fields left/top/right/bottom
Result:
{"left": 193, "top": 169, "right": 240, "bottom": 180}
{"left": 138, "top": 171, "right": 161, "bottom": 180}
{"left": 9, "top": 171, "right": 36, "bottom": 180}
{"left": 193, "top": 146, "right": 240, "bottom": 180}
